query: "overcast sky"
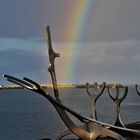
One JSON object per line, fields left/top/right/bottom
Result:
{"left": 0, "top": 0, "right": 140, "bottom": 85}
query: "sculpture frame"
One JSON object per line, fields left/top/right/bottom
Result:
{"left": 3, "top": 26, "right": 140, "bottom": 140}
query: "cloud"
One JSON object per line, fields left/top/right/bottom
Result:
{"left": 53, "top": 40, "right": 140, "bottom": 84}
{"left": 1, "top": 0, "right": 140, "bottom": 43}
{"left": 0, "top": 38, "right": 140, "bottom": 85}
{"left": 0, "top": 37, "right": 50, "bottom": 85}
{"left": 89, "top": 0, "right": 140, "bottom": 42}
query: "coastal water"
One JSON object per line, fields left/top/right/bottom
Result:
{"left": 0, "top": 87, "right": 139, "bottom": 140}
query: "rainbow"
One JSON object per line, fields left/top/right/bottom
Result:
{"left": 55, "top": 0, "right": 95, "bottom": 84}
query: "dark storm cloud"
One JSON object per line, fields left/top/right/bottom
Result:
{"left": 82, "top": 0, "right": 140, "bottom": 42}
{"left": 0, "top": 0, "right": 64, "bottom": 40}
{"left": 1, "top": 0, "right": 140, "bottom": 42}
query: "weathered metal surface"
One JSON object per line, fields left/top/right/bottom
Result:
{"left": 86, "top": 82, "right": 105, "bottom": 119}
{"left": 107, "top": 85, "right": 128, "bottom": 127}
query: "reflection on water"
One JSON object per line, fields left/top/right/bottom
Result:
{"left": 0, "top": 87, "right": 139, "bottom": 139}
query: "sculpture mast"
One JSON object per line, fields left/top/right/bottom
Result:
{"left": 46, "top": 26, "right": 60, "bottom": 99}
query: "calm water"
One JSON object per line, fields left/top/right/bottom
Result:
{"left": 0, "top": 87, "right": 139, "bottom": 140}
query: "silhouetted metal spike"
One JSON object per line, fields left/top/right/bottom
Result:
{"left": 135, "top": 84, "right": 140, "bottom": 96}
{"left": 23, "top": 77, "right": 40, "bottom": 89}
{"left": 46, "top": 25, "right": 60, "bottom": 98}
{"left": 3, "top": 74, "right": 34, "bottom": 90}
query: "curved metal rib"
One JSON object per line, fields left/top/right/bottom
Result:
{"left": 86, "top": 82, "right": 106, "bottom": 119}
{"left": 108, "top": 84, "right": 128, "bottom": 128}
{"left": 135, "top": 84, "right": 140, "bottom": 96}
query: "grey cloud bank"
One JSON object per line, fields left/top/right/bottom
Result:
{"left": 0, "top": 38, "right": 50, "bottom": 85}
{"left": 0, "top": 0, "right": 140, "bottom": 42}
{"left": 52, "top": 40, "right": 140, "bottom": 84}
{"left": 0, "top": 0, "right": 140, "bottom": 84}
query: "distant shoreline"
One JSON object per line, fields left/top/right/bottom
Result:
{"left": 0, "top": 83, "right": 126, "bottom": 89}
{"left": 0, "top": 84, "right": 76, "bottom": 89}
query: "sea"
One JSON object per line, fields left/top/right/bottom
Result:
{"left": 0, "top": 87, "right": 139, "bottom": 140}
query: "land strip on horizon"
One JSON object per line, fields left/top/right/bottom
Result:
{"left": 0, "top": 83, "right": 126, "bottom": 89}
